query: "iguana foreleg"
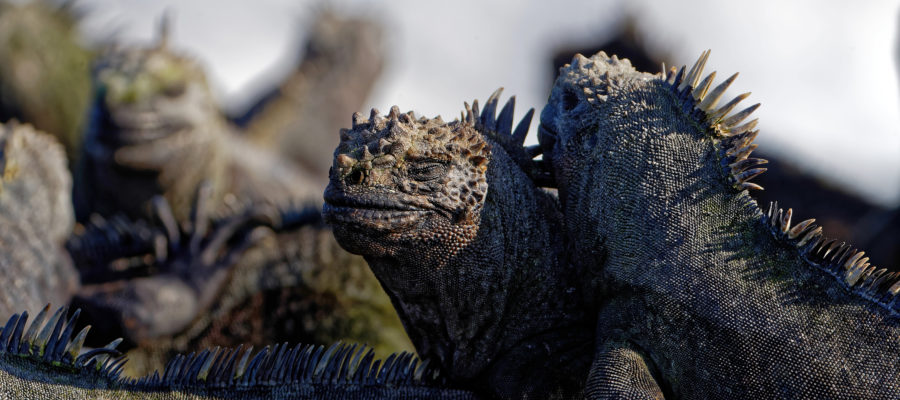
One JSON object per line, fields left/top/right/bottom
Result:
{"left": 586, "top": 341, "right": 664, "bottom": 400}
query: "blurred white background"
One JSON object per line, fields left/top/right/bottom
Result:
{"left": 77, "top": 0, "right": 900, "bottom": 206}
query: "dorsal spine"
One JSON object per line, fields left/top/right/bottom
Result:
{"left": 661, "top": 50, "right": 900, "bottom": 317}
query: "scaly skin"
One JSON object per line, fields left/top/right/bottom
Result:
{"left": 0, "top": 122, "right": 77, "bottom": 320}
{"left": 324, "top": 97, "right": 594, "bottom": 398}
{"left": 539, "top": 51, "right": 900, "bottom": 398}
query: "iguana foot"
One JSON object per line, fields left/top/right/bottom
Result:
{"left": 71, "top": 183, "right": 275, "bottom": 345}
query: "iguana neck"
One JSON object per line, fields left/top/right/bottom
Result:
{"left": 366, "top": 149, "right": 592, "bottom": 395}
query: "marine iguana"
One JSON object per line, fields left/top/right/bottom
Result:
{"left": 71, "top": 184, "right": 278, "bottom": 346}
{"left": 324, "top": 96, "right": 594, "bottom": 398}
{"left": 0, "top": 304, "right": 478, "bottom": 399}
{"left": 68, "top": 194, "right": 412, "bottom": 378}
{"left": 539, "top": 50, "right": 900, "bottom": 398}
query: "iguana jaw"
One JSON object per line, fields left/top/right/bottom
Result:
{"left": 94, "top": 104, "right": 191, "bottom": 146}
{"left": 323, "top": 186, "right": 433, "bottom": 231}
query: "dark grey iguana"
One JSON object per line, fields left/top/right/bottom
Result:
{"left": 0, "top": 304, "right": 478, "bottom": 399}
{"left": 0, "top": 121, "right": 78, "bottom": 320}
{"left": 324, "top": 97, "right": 594, "bottom": 398}
{"left": 538, "top": 50, "right": 900, "bottom": 398}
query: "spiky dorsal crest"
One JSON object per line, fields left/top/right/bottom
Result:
{"left": 764, "top": 202, "right": 900, "bottom": 317}
{"left": 662, "top": 52, "right": 900, "bottom": 317}
{"left": 0, "top": 305, "right": 125, "bottom": 379}
{"left": 0, "top": 305, "right": 456, "bottom": 392}
{"left": 660, "top": 50, "right": 766, "bottom": 192}
{"left": 461, "top": 88, "right": 553, "bottom": 186}
{"left": 129, "top": 341, "right": 438, "bottom": 390}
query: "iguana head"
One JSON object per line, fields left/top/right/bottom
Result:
{"left": 538, "top": 53, "right": 667, "bottom": 205}
{"left": 91, "top": 40, "right": 215, "bottom": 147}
{"left": 538, "top": 51, "right": 766, "bottom": 288}
{"left": 540, "top": 51, "right": 763, "bottom": 199}
{"left": 80, "top": 38, "right": 226, "bottom": 221}
{"left": 325, "top": 99, "right": 592, "bottom": 395}
{"left": 324, "top": 107, "right": 490, "bottom": 265}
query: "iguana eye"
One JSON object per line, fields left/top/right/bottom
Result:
{"left": 561, "top": 89, "right": 578, "bottom": 111}
{"left": 407, "top": 162, "right": 447, "bottom": 182}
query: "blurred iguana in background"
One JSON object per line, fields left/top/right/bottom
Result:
{"left": 74, "top": 26, "right": 322, "bottom": 223}
{"left": 238, "top": 10, "right": 385, "bottom": 177}
{"left": 68, "top": 15, "right": 412, "bottom": 376}
{"left": 0, "top": 3, "right": 412, "bottom": 379}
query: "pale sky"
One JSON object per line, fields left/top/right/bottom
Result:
{"left": 77, "top": 0, "right": 900, "bottom": 206}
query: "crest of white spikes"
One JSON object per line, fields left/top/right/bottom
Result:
{"left": 765, "top": 201, "right": 900, "bottom": 314}
{"left": 660, "top": 50, "right": 767, "bottom": 192}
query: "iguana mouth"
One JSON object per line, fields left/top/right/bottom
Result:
{"left": 97, "top": 107, "right": 189, "bottom": 145}
{"left": 537, "top": 123, "right": 558, "bottom": 150}
{"left": 323, "top": 188, "right": 430, "bottom": 228}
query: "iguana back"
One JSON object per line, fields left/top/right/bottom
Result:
{"left": 539, "top": 51, "right": 900, "bottom": 398}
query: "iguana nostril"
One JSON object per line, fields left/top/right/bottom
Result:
{"left": 345, "top": 169, "right": 364, "bottom": 185}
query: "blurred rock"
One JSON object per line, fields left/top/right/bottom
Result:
{"left": 0, "top": 1, "right": 91, "bottom": 167}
